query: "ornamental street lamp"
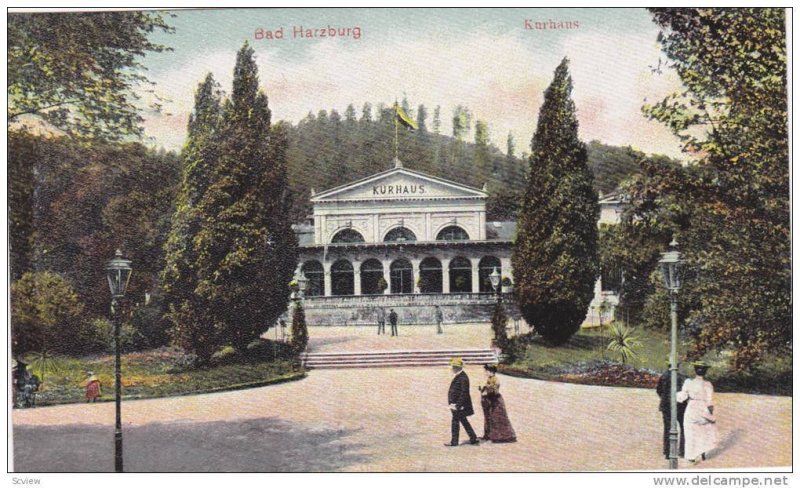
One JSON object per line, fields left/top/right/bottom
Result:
{"left": 105, "top": 249, "right": 132, "bottom": 473}
{"left": 489, "top": 266, "right": 501, "bottom": 303}
{"left": 659, "top": 238, "right": 683, "bottom": 470}
{"left": 298, "top": 271, "right": 308, "bottom": 300}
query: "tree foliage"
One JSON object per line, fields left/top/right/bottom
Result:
{"left": 8, "top": 130, "right": 181, "bottom": 321}
{"left": 637, "top": 8, "right": 789, "bottom": 369}
{"left": 491, "top": 301, "right": 510, "bottom": 354}
{"left": 162, "top": 74, "right": 223, "bottom": 364}
{"left": 290, "top": 301, "right": 309, "bottom": 355}
{"left": 11, "top": 272, "right": 86, "bottom": 357}
{"left": 284, "top": 99, "right": 525, "bottom": 222}
{"left": 188, "top": 43, "right": 299, "bottom": 355}
{"left": 8, "top": 11, "right": 173, "bottom": 139}
{"left": 513, "top": 58, "right": 600, "bottom": 345}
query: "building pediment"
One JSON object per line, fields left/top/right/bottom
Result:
{"left": 310, "top": 166, "right": 487, "bottom": 203}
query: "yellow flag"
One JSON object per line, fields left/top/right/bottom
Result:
{"left": 394, "top": 103, "right": 418, "bottom": 131}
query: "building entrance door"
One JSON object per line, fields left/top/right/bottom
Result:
{"left": 390, "top": 258, "right": 413, "bottom": 294}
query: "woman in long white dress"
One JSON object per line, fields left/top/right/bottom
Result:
{"left": 677, "top": 361, "right": 718, "bottom": 463}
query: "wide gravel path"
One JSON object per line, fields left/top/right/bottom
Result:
{"left": 12, "top": 364, "right": 790, "bottom": 472}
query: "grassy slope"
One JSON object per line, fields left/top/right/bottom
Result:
{"left": 506, "top": 326, "right": 791, "bottom": 396}
{"left": 22, "top": 344, "right": 305, "bottom": 407}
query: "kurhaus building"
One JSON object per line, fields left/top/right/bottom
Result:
{"left": 293, "top": 159, "right": 621, "bottom": 326}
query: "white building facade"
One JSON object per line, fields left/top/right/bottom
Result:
{"left": 294, "top": 160, "right": 619, "bottom": 326}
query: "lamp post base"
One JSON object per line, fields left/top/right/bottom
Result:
{"left": 115, "top": 430, "right": 123, "bottom": 472}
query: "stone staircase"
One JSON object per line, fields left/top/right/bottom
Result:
{"left": 302, "top": 348, "right": 498, "bottom": 369}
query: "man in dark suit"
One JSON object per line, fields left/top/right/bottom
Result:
{"left": 389, "top": 308, "right": 398, "bottom": 336}
{"left": 656, "top": 361, "right": 687, "bottom": 458}
{"left": 445, "top": 357, "right": 479, "bottom": 447}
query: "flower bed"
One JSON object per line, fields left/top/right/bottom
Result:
{"left": 499, "top": 360, "right": 660, "bottom": 389}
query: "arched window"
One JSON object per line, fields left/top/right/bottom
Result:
{"left": 390, "top": 258, "right": 413, "bottom": 294}
{"left": 384, "top": 227, "right": 417, "bottom": 242}
{"left": 419, "top": 257, "right": 443, "bottom": 293}
{"left": 301, "top": 260, "right": 324, "bottom": 297}
{"left": 448, "top": 256, "right": 473, "bottom": 293}
{"left": 331, "top": 228, "right": 365, "bottom": 243}
{"left": 478, "top": 256, "right": 501, "bottom": 293}
{"left": 360, "top": 259, "right": 385, "bottom": 295}
{"left": 436, "top": 225, "right": 470, "bottom": 241}
{"left": 331, "top": 259, "right": 354, "bottom": 296}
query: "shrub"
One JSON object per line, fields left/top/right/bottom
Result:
{"left": 607, "top": 322, "right": 641, "bottom": 364}
{"left": 128, "top": 293, "right": 171, "bottom": 350}
{"left": 82, "top": 318, "right": 114, "bottom": 353}
{"left": 11, "top": 272, "right": 85, "bottom": 357}
{"left": 491, "top": 301, "right": 511, "bottom": 356}
{"left": 290, "top": 301, "right": 308, "bottom": 355}
{"left": 80, "top": 318, "right": 144, "bottom": 353}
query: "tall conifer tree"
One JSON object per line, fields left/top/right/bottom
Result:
{"left": 162, "top": 73, "right": 222, "bottom": 363}
{"left": 474, "top": 119, "right": 492, "bottom": 184}
{"left": 194, "top": 43, "right": 298, "bottom": 353}
{"left": 513, "top": 58, "right": 599, "bottom": 344}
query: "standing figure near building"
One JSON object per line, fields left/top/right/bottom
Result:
{"left": 389, "top": 308, "right": 398, "bottom": 336}
{"left": 656, "top": 360, "right": 687, "bottom": 459}
{"left": 445, "top": 358, "right": 479, "bottom": 447}
{"left": 377, "top": 307, "right": 386, "bottom": 335}
{"left": 434, "top": 305, "right": 444, "bottom": 334}
{"left": 677, "top": 361, "right": 718, "bottom": 464}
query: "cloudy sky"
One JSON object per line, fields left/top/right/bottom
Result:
{"left": 141, "top": 8, "right": 687, "bottom": 159}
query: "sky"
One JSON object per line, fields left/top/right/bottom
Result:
{"left": 139, "top": 8, "right": 688, "bottom": 159}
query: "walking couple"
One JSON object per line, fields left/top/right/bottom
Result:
{"left": 445, "top": 358, "right": 516, "bottom": 446}
{"left": 657, "top": 360, "right": 718, "bottom": 465}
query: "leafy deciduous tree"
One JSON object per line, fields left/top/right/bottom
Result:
{"left": 8, "top": 11, "right": 172, "bottom": 139}
{"left": 640, "top": 8, "right": 789, "bottom": 369}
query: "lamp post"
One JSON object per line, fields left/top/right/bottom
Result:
{"left": 105, "top": 249, "right": 132, "bottom": 473}
{"left": 298, "top": 271, "right": 308, "bottom": 300}
{"left": 489, "top": 266, "right": 501, "bottom": 304}
{"left": 659, "top": 238, "right": 683, "bottom": 470}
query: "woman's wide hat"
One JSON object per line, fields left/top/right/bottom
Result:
{"left": 449, "top": 357, "right": 464, "bottom": 367}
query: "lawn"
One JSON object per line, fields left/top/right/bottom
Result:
{"left": 503, "top": 325, "right": 791, "bottom": 396}
{"left": 18, "top": 341, "right": 306, "bottom": 407}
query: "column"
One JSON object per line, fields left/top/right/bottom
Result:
{"left": 411, "top": 258, "right": 421, "bottom": 293}
{"left": 382, "top": 257, "right": 392, "bottom": 294}
{"left": 500, "top": 256, "right": 511, "bottom": 282}
{"left": 323, "top": 261, "right": 332, "bottom": 297}
{"left": 442, "top": 257, "right": 450, "bottom": 294}
{"left": 471, "top": 257, "right": 480, "bottom": 294}
{"left": 353, "top": 259, "right": 362, "bottom": 296}
{"left": 425, "top": 213, "right": 432, "bottom": 242}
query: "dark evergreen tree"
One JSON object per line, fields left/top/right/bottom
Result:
{"left": 360, "top": 102, "right": 373, "bottom": 123}
{"left": 162, "top": 73, "right": 223, "bottom": 363}
{"left": 415, "top": 104, "right": 428, "bottom": 134}
{"left": 474, "top": 120, "right": 492, "bottom": 183}
{"left": 344, "top": 103, "right": 357, "bottom": 124}
{"left": 194, "top": 43, "right": 298, "bottom": 354}
{"left": 490, "top": 300, "right": 510, "bottom": 355}
{"left": 513, "top": 58, "right": 600, "bottom": 345}
{"left": 290, "top": 300, "right": 308, "bottom": 355}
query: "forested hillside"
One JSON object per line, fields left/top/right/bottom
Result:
{"left": 283, "top": 100, "right": 656, "bottom": 221}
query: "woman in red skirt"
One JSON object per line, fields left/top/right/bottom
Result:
{"left": 479, "top": 364, "right": 517, "bottom": 443}
{"left": 85, "top": 371, "right": 102, "bottom": 403}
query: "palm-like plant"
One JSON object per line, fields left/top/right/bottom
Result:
{"left": 606, "top": 323, "right": 640, "bottom": 365}
{"left": 26, "top": 351, "right": 62, "bottom": 388}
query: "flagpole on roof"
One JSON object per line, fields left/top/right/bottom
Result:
{"left": 394, "top": 100, "right": 399, "bottom": 161}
